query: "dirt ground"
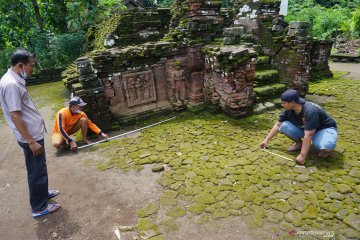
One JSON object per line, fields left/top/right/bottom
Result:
{"left": 0, "top": 62, "right": 358, "bottom": 240}
{"left": 329, "top": 62, "right": 360, "bottom": 80}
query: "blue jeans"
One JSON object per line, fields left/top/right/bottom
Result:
{"left": 279, "top": 121, "right": 338, "bottom": 150}
{"left": 18, "top": 139, "right": 48, "bottom": 212}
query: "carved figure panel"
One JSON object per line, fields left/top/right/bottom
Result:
{"left": 166, "top": 59, "right": 188, "bottom": 107}
{"left": 122, "top": 70, "right": 157, "bottom": 107}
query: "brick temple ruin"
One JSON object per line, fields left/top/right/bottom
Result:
{"left": 63, "top": 0, "right": 333, "bottom": 131}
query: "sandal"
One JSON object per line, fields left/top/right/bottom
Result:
{"left": 48, "top": 189, "right": 59, "bottom": 199}
{"left": 288, "top": 142, "right": 302, "bottom": 152}
{"left": 32, "top": 203, "right": 61, "bottom": 218}
{"left": 318, "top": 150, "right": 330, "bottom": 158}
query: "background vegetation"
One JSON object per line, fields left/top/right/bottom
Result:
{"left": 0, "top": 0, "right": 359, "bottom": 75}
{"left": 286, "top": 0, "right": 360, "bottom": 39}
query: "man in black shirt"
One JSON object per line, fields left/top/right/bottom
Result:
{"left": 260, "top": 89, "right": 338, "bottom": 165}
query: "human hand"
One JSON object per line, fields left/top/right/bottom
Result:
{"left": 29, "top": 141, "right": 43, "bottom": 156}
{"left": 70, "top": 141, "right": 78, "bottom": 152}
{"left": 101, "top": 133, "right": 109, "bottom": 139}
{"left": 259, "top": 139, "right": 269, "bottom": 149}
{"left": 296, "top": 153, "right": 306, "bottom": 165}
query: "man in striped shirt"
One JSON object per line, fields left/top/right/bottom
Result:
{"left": 0, "top": 49, "right": 60, "bottom": 218}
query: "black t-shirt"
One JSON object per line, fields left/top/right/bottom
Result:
{"left": 279, "top": 101, "right": 337, "bottom": 131}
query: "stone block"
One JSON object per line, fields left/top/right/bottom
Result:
{"left": 223, "top": 37, "right": 239, "bottom": 45}
{"left": 272, "top": 25, "right": 284, "bottom": 32}
{"left": 289, "top": 21, "right": 309, "bottom": 29}
{"left": 233, "top": 27, "right": 245, "bottom": 37}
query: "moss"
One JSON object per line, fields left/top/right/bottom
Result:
{"left": 159, "top": 219, "right": 179, "bottom": 233}
{"left": 212, "top": 208, "right": 230, "bottom": 219}
{"left": 159, "top": 190, "right": 178, "bottom": 206}
{"left": 83, "top": 75, "right": 360, "bottom": 237}
{"left": 158, "top": 175, "right": 175, "bottom": 187}
{"left": 244, "top": 214, "right": 264, "bottom": 228}
{"left": 148, "top": 235, "right": 166, "bottom": 240}
{"left": 188, "top": 203, "right": 206, "bottom": 215}
{"left": 135, "top": 218, "right": 161, "bottom": 239}
{"left": 28, "top": 81, "right": 67, "bottom": 119}
{"left": 197, "top": 215, "right": 209, "bottom": 224}
{"left": 137, "top": 203, "right": 159, "bottom": 218}
{"left": 96, "top": 163, "right": 110, "bottom": 171}
{"left": 285, "top": 210, "right": 302, "bottom": 227}
{"left": 302, "top": 205, "right": 320, "bottom": 219}
{"left": 166, "top": 206, "right": 187, "bottom": 218}
{"left": 271, "top": 201, "right": 291, "bottom": 213}
{"left": 193, "top": 192, "right": 216, "bottom": 205}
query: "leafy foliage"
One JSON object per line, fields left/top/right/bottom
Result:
{"left": 32, "top": 31, "right": 85, "bottom": 69}
{"left": 351, "top": 8, "right": 360, "bottom": 37}
{"left": 157, "top": 0, "right": 175, "bottom": 7}
{"left": 1, "top": 0, "right": 359, "bottom": 73}
{"left": 0, "top": 0, "right": 125, "bottom": 71}
{"left": 286, "top": 0, "right": 360, "bottom": 39}
{"left": 0, "top": 47, "right": 15, "bottom": 75}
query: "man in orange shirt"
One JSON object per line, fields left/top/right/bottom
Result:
{"left": 52, "top": 97, "right": 109, "bottom": 152}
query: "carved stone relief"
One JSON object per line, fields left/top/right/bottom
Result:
{"left": 122, "top": 70, "right": 157, "bottom": 107}
{"left": 166, "top": 59, "right": 188, "bottom": 108}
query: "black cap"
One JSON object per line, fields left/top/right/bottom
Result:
{"left": 281, "top": 89, "right": 305, "bottom": 104}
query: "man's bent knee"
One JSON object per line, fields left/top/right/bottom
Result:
{"left": 312, "top": 128, "right": 337, "bottom": 150}
{"left": 279, "top": 121, "right": 304, "bottom": 141}
{"left": 53, "top": 142, "right": 61, "bottom": 148}
{"left": 51, "top": 133, "right": 64, "bottom": 148}
{"left": 80, "top": 117, "right": 88, "bottom": 126}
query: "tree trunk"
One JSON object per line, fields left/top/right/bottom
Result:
{"left": 30, "top": 0, "right": 43, "bottom": 30}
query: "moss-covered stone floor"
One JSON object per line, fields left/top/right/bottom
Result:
{"left": 85, "top": 73, "right": 360, "bottom": 240}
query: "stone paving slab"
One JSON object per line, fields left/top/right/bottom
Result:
{"left": 87, "top": 74, "right": 360, "bottom": 239}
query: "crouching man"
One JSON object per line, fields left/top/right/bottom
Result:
{"left": 52, "top": 97, "right": 109, "bottom": 152}
{"left": 260, "top": 89, "right": 338, "bottom": 165}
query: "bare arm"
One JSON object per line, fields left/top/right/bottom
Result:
{"left": 10, "top": 111, "right": 43, "bottom": 156}
{"left": 260, "top": 121, "right": 282, "bottom": 148}
{"left": 296, "top": 129, "right": 315, "bottom": 164}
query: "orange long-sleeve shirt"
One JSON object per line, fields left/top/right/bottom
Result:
{"left": 52, "top": 107, "right": 101, "bottom": 142}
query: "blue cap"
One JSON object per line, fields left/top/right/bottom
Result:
{"left": 69, "top": 97, "right": 87, "bottom": 106}
{"left": 281, "top": 89, "right": 305, "bottom": 104}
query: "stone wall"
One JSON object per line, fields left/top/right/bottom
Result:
{"left": 62, "top": 0, "right": 333, "bottom": 129}
{"left": 310, "top": 40, "right": 334, "bottom": 79}
{"left": 232, "top": 0, "right": 286, "bottom": 55}
{"left": 273, "top": 34, "right": 313, "bottom": 97}
{"left": 203, "top": 45, "right": 256, "bottom": 117}
{"left": 26, "top": 68, "right": 65, "bottom": 86}
{"left": 84, "top": 8, "right": 172, "bottom": 52}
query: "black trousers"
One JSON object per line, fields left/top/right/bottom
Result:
{"left": 18, "top": 139, "right": 48, "bottom": 212}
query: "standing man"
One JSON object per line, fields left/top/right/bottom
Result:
{"left": 260, "top": 89, "right": 338, "bottom": 165}
{"left": 0, "top": 49, "right": 60, "bottom": 218}
{"left": 52, "top": 96, "right": 109, "bottom": 152}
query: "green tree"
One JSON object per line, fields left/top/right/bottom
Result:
{"left": 286, "top": 0, "right": 353, "bottom": 39}
{"left": 0, "top": 1, "right": 37, "bottom": 47}
{"left": 351, "top": 8, "right": 360, "bottom": 37}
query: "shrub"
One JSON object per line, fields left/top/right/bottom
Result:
{"left": 0, "top": 47, "right": 15, "bottom": 76}
{"left": 31, "top": 31, "right": 85, "bottom": 69}
{"left": 351, "top": 8, "right": 360, "bottom": 37}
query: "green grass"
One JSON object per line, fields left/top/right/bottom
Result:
{"left": 87, "top": 71, "right": 360, "bottom": 239}
{"left": 0, "top": 81, "right": 67, "bottom": 123}
{"left": 27, "top": 81, "right": 68, "bottom": 119}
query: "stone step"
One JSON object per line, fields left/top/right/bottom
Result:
{"left": 253, "top": 98, "right": 281, "bottom": 114}
{"left": 253, "top": 83, "right": 287, "bottom": 102}
{"left": 254, "top": 69, "right": 279, "bottom": 86}
{"left": 256, "top": 56, "right": 270, "bottom": 65}
{"left": 255, "top": 56, "right": 272, "bottom": 70}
